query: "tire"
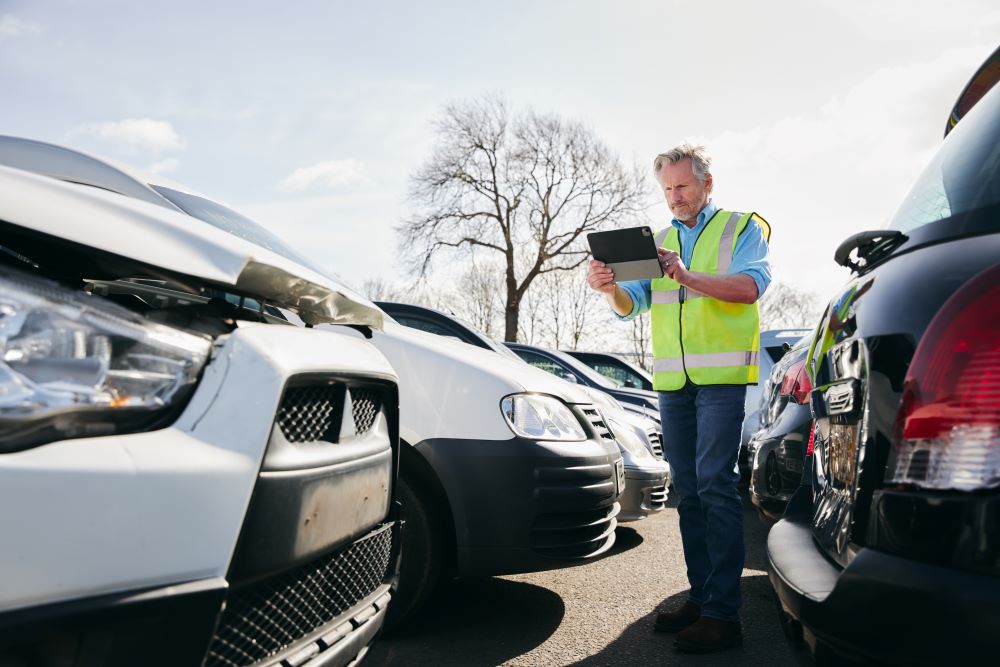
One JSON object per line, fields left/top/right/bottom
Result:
{"left": 385, "top": 475, "right": 445, "bottom": 630}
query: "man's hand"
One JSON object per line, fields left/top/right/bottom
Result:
{"left": 657, "top": 248, "right": 759, "bottom": 304}
{"left": 587, "top": 260, "right": 617, "bottom": 295}
{"left": 658, "top": 248, "right": 689, "bottom": 283}
{"left": 588, "top": 259, "right": 634, "bottom": 316}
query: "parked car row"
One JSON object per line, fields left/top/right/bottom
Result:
{"left": 753, "top": 45, "right": 1000, "bottom": 664}
{"left": 0, "top": 137, "right": 634, "bottom": 665}
{"left": 374, "top": 301, "right": 671, "bottom": 522}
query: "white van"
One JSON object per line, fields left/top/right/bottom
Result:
{"left": 0, "top": 140, "right": 402, "bottom": 667}
{"left": 332, "top": 319, "right": 625, "bottom": 625}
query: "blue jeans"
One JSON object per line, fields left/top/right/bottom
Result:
{"left": 659, "top": 383, "right": 746, "bottom": 622}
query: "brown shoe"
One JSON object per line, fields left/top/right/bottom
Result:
{"left": 674, "top": 616, "right": 742, "bottom": 653}
{"left": 653, "top": 601, "right": 701, "bottom": 633}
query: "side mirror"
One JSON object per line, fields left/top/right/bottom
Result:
{"left": 560, "top": 371, "right": 578, "bottom": 384}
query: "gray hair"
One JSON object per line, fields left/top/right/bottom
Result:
{"left": 653, "top": 143, "right": 712, "bottom": 183}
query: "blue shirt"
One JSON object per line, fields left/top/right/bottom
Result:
{"left": 616, "top": 200, "right": 771, "bottom": 320}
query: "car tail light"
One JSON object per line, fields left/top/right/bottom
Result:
{"left": 886, "top": 264, "right": 1000, "bottom": 491}
{"left": 807, "top": 423, "right": 816, "bottom": 456}
{"left": 779, "top": 359, "right": 812, "bottom": 405}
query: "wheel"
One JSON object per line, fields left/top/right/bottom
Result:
{"left": 385, "top": 475, "right": 445, "bottom": 630}
{"left": 765, "top": 452, "right": 782, "bottom": 497}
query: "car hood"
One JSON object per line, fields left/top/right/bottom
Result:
{"left": 0, "top": 165, "right": 382, "bottom": 328}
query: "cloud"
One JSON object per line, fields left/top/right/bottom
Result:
{"left": 147, "top": 158, "right": 180, "bottom": 175}
{"left": 0, "top": 15, "right": 43, "bottom": 39}
{"left": 276, "top": 159, "right": 367, "bottom": 193}
{"left": 73, "top": 118, "right": 186, "bottom": 155}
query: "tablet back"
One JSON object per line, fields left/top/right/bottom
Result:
{"left": 588, "top": 226, "right": 664, "bottom": 282}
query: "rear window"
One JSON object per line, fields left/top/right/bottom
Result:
{"left": 889, "top": 82, "right": 1000, "bottom": 233}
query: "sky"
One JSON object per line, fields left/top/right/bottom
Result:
{"left": 2, "top": 0, "right": 999, "bottom": 302}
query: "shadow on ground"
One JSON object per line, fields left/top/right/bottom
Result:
{"left": 366, "top": 577, "right": 565, "bottom": 666}
{"left": 567, "top": 574, "right": 803, "bottom": 666}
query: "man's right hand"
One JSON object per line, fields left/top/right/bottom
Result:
{"left": 587, "top": 260, "right": 617, "bottom": 295}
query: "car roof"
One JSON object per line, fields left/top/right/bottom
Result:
{"left": 760, "top": 328, "right": 812, "bottom": 347}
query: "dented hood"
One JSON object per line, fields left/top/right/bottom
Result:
{"left": 0, "top": 165, "right": 383, "bottom": 328}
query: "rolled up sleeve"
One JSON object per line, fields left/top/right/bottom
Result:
{"left": 730, "top": 221, "right": 772, "bottom": 300}
{"left": 614, "top": 280, "right": 652, "bottom": 320}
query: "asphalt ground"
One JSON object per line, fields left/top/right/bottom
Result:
{"left": 367, "top": 490, "right": 807, "bottom": 666}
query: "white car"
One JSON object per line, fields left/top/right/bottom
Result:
{"left": 0, "top": 139, "right": 402, "bottom": 667}
{"left": 576, "top": 386, "right": 671, "bottom": 522}
{"left": 0, "top": 137, "right": 626, "bottom": 631}
{"left": 331, "top": 319, "right": 626, "bottom": 625}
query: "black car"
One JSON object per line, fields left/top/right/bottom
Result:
{"left": 565, "top": 350, "right": 654, "bottom": 391}
{"left": 504, "top": 342, "right": 660, "bottom": 417}
{"left": 767, "top": 46, "right": 1000, "bottom": 664}
{"left": 747, "top": 336, "right": 813, "bottom": 524}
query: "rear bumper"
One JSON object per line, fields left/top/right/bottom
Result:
{"left": 415, "top": 434, "right": 623, "bottom": 576}
{"left": 767, "top": 517, "right": 1000, "bottom": 664}
{"left": 619, "top": 462, "right": 670, "bottom": 522}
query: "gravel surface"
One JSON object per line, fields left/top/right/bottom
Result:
{"left": 368, "top": 491, "right": 807, "bottom": 666}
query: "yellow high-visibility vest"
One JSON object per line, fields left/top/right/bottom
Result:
{"left": 649, "top": 210, "right": 770, "bottom": 391}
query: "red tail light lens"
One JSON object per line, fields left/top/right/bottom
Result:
{"left": 806, "top": 423, "right": 816, "bottom": 456}
{"left": 887, "top": 264, "right": 1000, "bottom": 491}
{"left": 779, "top": 359, "right": 812, "bottom": 405}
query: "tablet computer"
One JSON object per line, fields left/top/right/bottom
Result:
{"left": 587, "top": 226, "right": 664, "bottom": 282}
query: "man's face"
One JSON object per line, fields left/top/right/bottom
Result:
{"left": 657, "top": 158, "right": 712, "bottom": 224}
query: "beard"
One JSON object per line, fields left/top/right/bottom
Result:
{"left": 670, "top": 202, "right": 695, "bottom": 221}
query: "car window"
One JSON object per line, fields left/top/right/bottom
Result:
{"left": 393, "top": 314, "right": 465, "bottom": 340}
{"left": 586, "top": 362, "right": 636, "bottom": 388}
{"left": 513, "top": 350, "right": 577, "bottom": 380}
{"left": 889, "top": 81, "right": 1000, "bottom": 233}
{"left": 764, "top": 345, "right": 787, "bottom": 364}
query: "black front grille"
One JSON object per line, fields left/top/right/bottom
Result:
{"left": 582, "top": 406, "right": 615, "bottom": 441}
{"left": 349, "top": 387, "right": 380, "bottom": 434}
{"left": 205, "top": 524, "right": 394, "bottom": 667}
{"left": 276, "top": 384, "right": 382, "bottom": 443}
{"left": 646, "top": 429, "right": 664, "bottom": 459}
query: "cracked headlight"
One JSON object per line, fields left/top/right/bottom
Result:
{"left": 500, "top": 394, "right": 587, "bottom": 441}
{"left": 0, "top": 268, "right": 211, "bottom": 451}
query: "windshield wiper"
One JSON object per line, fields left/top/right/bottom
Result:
{"left": 834, "top": 230, "right": 907, "bottom": 272}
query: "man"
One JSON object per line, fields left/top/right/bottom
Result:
{"left": 587, "top": 143, "right": 771, "bottom": 653}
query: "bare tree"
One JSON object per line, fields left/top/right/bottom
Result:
{"left": 759, "top": 281, "right": 822, "bottom": 330}
{"left": 628, "top": 313, "right": 652, "bottom": 371}
{"left": 398, "top": 94, "right": 649, "bottom": 341}
{"left": 450, "top": 261, "right": 504, "bottom": 337}
{"left": 528, "top": 266, "right": 602, "bottom": 351}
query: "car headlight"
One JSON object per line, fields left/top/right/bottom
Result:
{"left": 606, "top": 415, "right": 654, "bottom": 460}
{"left": 0, "top": 268, "right": 211, "bottom": 451}
{"left": 500, "top": 393, "right": 587, "bottom": 441}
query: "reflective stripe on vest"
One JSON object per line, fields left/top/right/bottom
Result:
{"left": 653, "top": 350, "right": 760, "bottom": 374}
{"left": 649, "top": 209, "right": 765, "bottom": 391}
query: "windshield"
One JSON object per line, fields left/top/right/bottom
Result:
{"left": 151, "top": 185, "right": 327, "bottom": 274}
{"left": 889, "top": 81, "right": 1000, "bottom": 233}
{"left": 551, "top": 350, "right": 621, "bottom": 388}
